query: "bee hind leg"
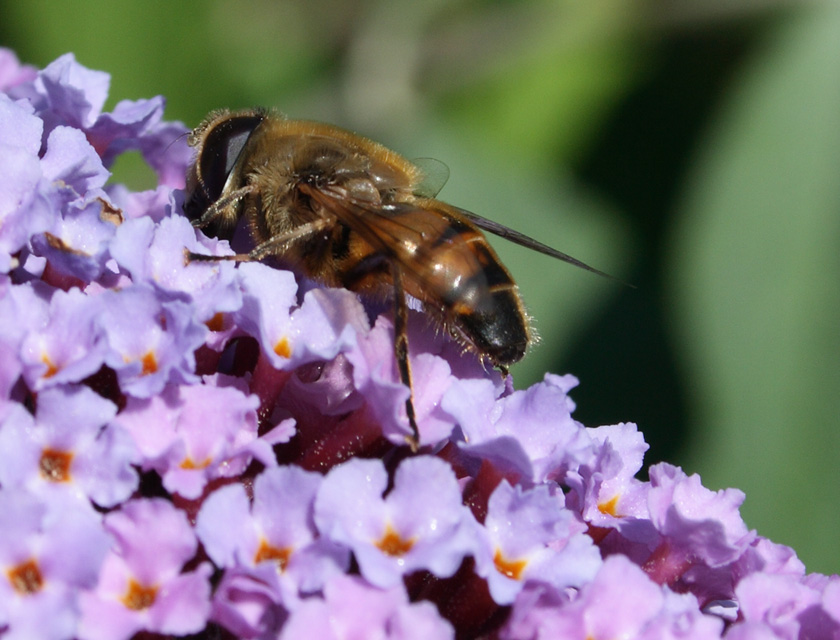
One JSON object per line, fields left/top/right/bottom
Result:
{"left": 391, "top": 265, "right": 420, "bottom": 451}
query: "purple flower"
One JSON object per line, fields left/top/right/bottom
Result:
{"left": 735, "top": 537, "right": 806, "bottom": 580}
{"left": 0, "top": 488, "right": 109, "bottom": 640}
{"left": 205, "top": 567, "right": 287, "bottom": 639}
{"left": 648, "top": 463, "right": 753, "bottom": 565}
{"left": 0, "top": 48, "right": 37, "bottom": 91}
{"left": 347, "top": 314, "right": 459, "bottom": 445}
{"left": 473, "top": 480, "right": 601, "bottom": 604}
{"left": 108, "top": 182, "right": 178, "bottom": 222}
{"left": 85, "top": 96, "right": 187, "bottom": 184}
{"left": 735, "top": 571, "right": 840, "bottom": 639}
{"left": 196, "top": 465, "right": 349, "bottom": 636}
{"left": 9, "top": 52, "right": 189, "bottom": 186}
{"left": 824, "top": 577, "right": 840, "bottom": 626}
{"left": 98, "top": 286, "right": 206, "bottom": 397}
{"left": 0, "top": 280, "right": 49, "bottom": 400}
{"left": 110, "top": 214, "right": 242, "bottom": 328}
{"left": 19, "top": 286, "right": 107, "bottom": 390}
{"left": 77, "top": 499, "right": 212, "bottom": 640}
{"left": 111, "top": 379, "right": 267, "bottom": 499}
{"left": 502, "top": 554, "right": 717, "bottom": 640}
{"left": 444, "top": 373, "right": 593, "bottom": 482}
{"left": 206, "top": 465, "right": 348, "bottom": 583}
{"left": 279, "top": 574, "right": 454, "bottom": 640}
{"left": 638, "top": 589, "right": 727, "bottom": 640}
{"left": 643, "top": 463, "right": 756, "bottom": 596}
{"left": 0, "top": 95, "right": 51, "bottom": 273}
{"left": 29, "top": 53, "right": 110, "bottom": 132}
{"left": 30, "top": 196, "right": 120, "bottom": 283}
{"left": 565, "top": 421, "right": 654, "bottom": 549}
{"left": 41, "top": 124, "right": 109, "bottom": 196}
{"left": 315, "top": 456, "right": 479, "bottom": 587}
{"left": 235, "top": 261, "right": 369, "bottom": 371}
{"left": 28, "top": 121, "right": 115, "bottom": 279}
{"left": 0, "top": 384, "right": 136, "bottom": 507}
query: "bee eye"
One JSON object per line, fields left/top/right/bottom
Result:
{"left": 197, "top": 113, "right": 264, "bottom": 199}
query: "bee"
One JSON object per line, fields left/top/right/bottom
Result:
{"left": 184, "top": 108, "right": 612, "bottom": 448}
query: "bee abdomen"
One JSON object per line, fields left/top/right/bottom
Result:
{"left": 450, "top": 281, "right": 529, "bottom": 366}
{"left": 422, "top": 235, "right": 529, "bottom": 366}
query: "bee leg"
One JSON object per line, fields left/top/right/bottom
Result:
{"left": 184, "top": 248, "right": 255, "bottom": 264}
{"left": 245, "top": 219, "right": 331, "bottom": 261}
{"left": 190, "top": 185, "right": 257, "bottom": 230}
{"left": 185, "top": 219, "right": 330, "bottom": 265}
{"left": 391, "top": 265, "right": 420, "bottom": 451}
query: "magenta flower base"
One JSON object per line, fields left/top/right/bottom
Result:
{"left": 1, "top": 49, "right": 838, "bottom": 640}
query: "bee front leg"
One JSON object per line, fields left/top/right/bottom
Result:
{"left": 185, "top": 219, "right": 330, "bottom": 265}
{"left": 245, "top": 219, "right": 330, "bottom": 261}
{"left": 190, "top": 185, "right": 257, "bottom": 230}
{"left": 391, "top": 265, "right": 420, "bottom": 451}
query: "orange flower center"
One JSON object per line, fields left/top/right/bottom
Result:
{"left": 375, "top": 525, "right": 414, "bottom": 557}
{"left": 121, "top": 579, "right": 158, "bottom": 610}
{"left": 598, "top": 495, "right": 620, "bottom": 516}
{"left": 179, "top": 456, "right": 211, "bottom": 470}
{"left": 140, "top": 351, "right": 158, "bottom": 375}
{"left": 273, "top": 337, "right": 291, "bottom": 358}
{"left": 7, "top": 558, "right": 43, "bottom": 594}
{"left": 39, "top": 448, "right": 73, "bottom": 482}
{"left": 205, "top": 312, "right": 225, "bottom": 332}
{"left": 41, "top": 354, "right": 59, "bottom": 378}
{"left": 493, "top": 548, "right": 527, "bottom": 580}
{"left": 254, "top": 539, "right": 292, "bottom": 571}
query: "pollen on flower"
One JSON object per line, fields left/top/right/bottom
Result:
{"left": 375, "top": 525, "right": 415, "bottom": 557}
{"left": 140, "top": 351, "right": 158, "bottom": 375}
{"left": 254, "top": 538, "right": 292, "bottom": 571}
{"left": 7, "top": 558, "right": 44, "bottom": 594}
{"left": 41, "top": 354, "right": 59, "bottom": 378}
{"left": 121, "top": 578, "right": 158, "bottom": 610}
{"left": 598, "top": 495, "right": 620, "bottom": 517}
{"left": 273, "top": 336, "right": 292, "bottom": 358}
{"left": 493, "top": 548, "right": 528, "bottom": 580}
{"left": 39, "top": 448, "right": 74, "bottom": 482}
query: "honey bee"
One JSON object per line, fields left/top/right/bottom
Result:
{"left": 184, "top": 108, "right": 611, "bottom": 448}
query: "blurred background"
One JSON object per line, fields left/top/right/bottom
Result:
{"left": 2, "top": 0, "right": 838, "bottom": 574}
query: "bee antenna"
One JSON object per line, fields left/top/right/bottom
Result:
{"left": 164, "top": 131, "right": 190, "bottom": 155}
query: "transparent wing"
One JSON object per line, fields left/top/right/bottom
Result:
{"left": 299, "top": 183, "right": 470, "bottom": 278}
{"left": 411, "top": 158, "right": 450, "bottom": 198}
{"left": 300, "top": 183, "right": 625, "bottom": 286}
{"left": 450, "top": 204, "right": 628, "bottom": 285}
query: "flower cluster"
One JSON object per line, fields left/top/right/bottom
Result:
{"left": 1, "top": 48, "right": 838, "bottom": 640}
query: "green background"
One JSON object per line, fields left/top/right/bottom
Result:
{"left": 3, "top": 0, "right": 838, "bottom": 574}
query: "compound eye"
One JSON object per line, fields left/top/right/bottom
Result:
{"left": 198, "top": 113, "right": 264, "bottom": 200}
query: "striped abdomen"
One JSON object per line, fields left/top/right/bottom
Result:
{"left": 334, "top": 200, "right": 530, "bottom": 366}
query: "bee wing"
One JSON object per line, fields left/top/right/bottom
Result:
{"left": 299, "top": 184, "right": 491, "bottom": 283}
{"left": 449, "top": 205, "right": 626, "bottom": 284}
{"left": 300, "top": 185, "right": 532, "bottom": 365}
{"left": 411, "top": 158, "right": 450, "bottom": 198}
{"left": 300, "top": 183, "right": 626, "bottom": 287}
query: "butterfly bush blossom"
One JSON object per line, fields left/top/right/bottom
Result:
{"left": 0, "top": 48, "right": 838, "bottom": 640}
